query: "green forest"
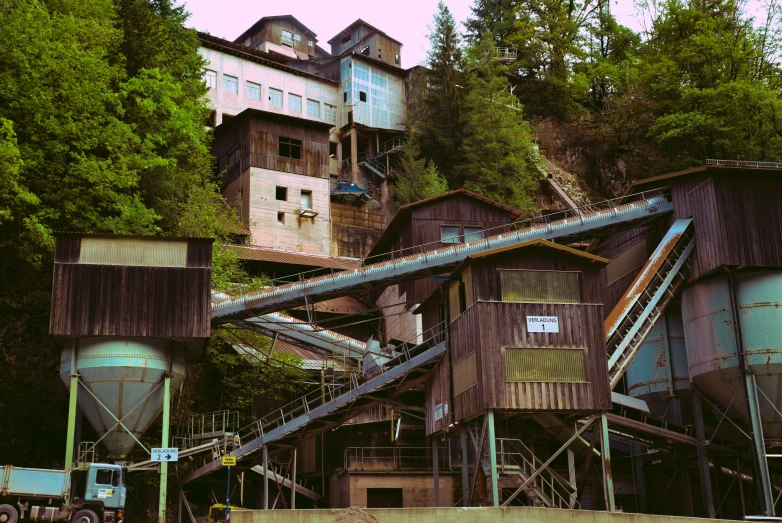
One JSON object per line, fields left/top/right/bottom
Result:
{"left": 2, "top": 0, "right": 782, "bottom": 468}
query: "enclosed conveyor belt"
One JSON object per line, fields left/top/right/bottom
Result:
{"left": 177, "top": 338, "right": 445, "bottom": 485}
{"left": 605, "top": 219, "right": 695, "bottom": 389}
{"left": 212, "top": 192, "right": 673, "bottom": 320}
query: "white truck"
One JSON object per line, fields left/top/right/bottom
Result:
{"left": 0, "top": 464, "right": 126, "bottom": 523}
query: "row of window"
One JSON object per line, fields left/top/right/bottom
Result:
{"left": 280, "top": 29, "right": 313, "bottom": 49}
{"left": 203, "top": 70, "right": 337, "bottom": 122}
{"left": 440, "top": 225, "right": 483, "bottom": 244}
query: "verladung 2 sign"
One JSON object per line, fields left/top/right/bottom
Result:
{"left": 526, "top": 316, "right": 560, "bottom": 333}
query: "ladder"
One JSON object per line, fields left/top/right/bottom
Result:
{"left": 606, "top": 219, "right": 695, "bottom": 389}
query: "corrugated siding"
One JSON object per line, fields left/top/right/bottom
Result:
{"left": 80, "top": 238, "right": 188, "bottom": 267}
{"left": 504, "top": 347, "right": 586, "bottom": 383}
{"left": 499, "top": 269, "right": 580, "bottom": 304}
{"left": 453, "top": 351, "right": 478, "bottom": 395}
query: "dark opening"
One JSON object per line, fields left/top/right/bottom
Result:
{"left": 394, "top": 54, "right": 400, "bottom": 65}
{"left": 438, "top": 304, "right": 447, "bottom": 342}
{"left": 341, "top": 34, "right": 352, "bottom": 46}
{"left": 279, "top": 137, "right": 302, "bottom": 160}
{"left": 344, "top": 91, "right": 348, "bottom": 103}
{"left": 275, "top": 186, "right": 287, "bottom": 201}
{"left": 277, "top": 212, "right": 285, "bottom": 224}
{"left": 366, "top": 488, "right": 403, "bottom": 508}
{"left": 359, "top": 91, "right": 367, "bottom": 102}
{"left": 458, "top": 281, "right": 467, "bottom": 313}
{"left": 329, "top": 142, "right": 337, "bottom": 158}
{"left": 361, "top": 46, "right": 370, "bottom": 55}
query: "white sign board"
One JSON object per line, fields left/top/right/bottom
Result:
{"left": 526, "top": 316, "right": 560, "bottom": 333}
{"left": 434, "top": 403, "right": 443, "bottom": 421}
{"left": 151, "top": 447, "right": 179, "bottom": 462}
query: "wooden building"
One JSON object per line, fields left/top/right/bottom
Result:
{"left": 234, "top": 15, "right": 326, "bottom": 61}
{"left": 417, "top": 239, "right": 611, "bottom": 436}
{"left": 50, "top": 234, "right": 213, "bottom": 357}
{"left": 326, "top": 19, "right": 403, "bottom": 68}
{"left": 370, "top": 189, "right": 522, "bottom": 343}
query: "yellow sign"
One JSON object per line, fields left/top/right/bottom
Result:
{"left": 221, "top": 456, "right": 236, "bottom": 467}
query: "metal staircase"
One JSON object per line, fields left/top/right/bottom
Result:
{"left": 495, "top": 438, "right": 578, "bottom": 509}
{"left": 177, "top": 335, "right": 446, "bottom": 485}
{"left": 358, "top": 154, "right": 387, "bottom": 178}
{"left": 605, "top": 219, "right": 695, "bottom": 389}
{"left": 212, "top": 190, "right": 673, "bottom": 320}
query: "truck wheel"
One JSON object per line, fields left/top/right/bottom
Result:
{"left": 0, "top": 504, "right": 18, "bottom": 523}
{"left": 72, "top": 509, "right": 98, "bottom": 523}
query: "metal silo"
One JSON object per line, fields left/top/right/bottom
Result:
{"left": 58, "top": 338, "right": 188, "bottom": 460}
{"left": 682, "top": 271, "right": 782, "bottom": 439}
{"left": 625, "top": 304, "right": 690, "bottom": 418}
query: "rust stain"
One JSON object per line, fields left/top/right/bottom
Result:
{"left": 604, "top": 231, "right": 683, "bottom": 339}
{"left": 654, "top": 349, "right": 668, "bottom": 370}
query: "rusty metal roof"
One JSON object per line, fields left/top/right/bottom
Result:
{"left": 228, "top": 245, "right": 360, "bottom": 270}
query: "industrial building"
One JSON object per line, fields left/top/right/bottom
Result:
{"left": 34, "top": 9, "right": 782, "bottom": 523}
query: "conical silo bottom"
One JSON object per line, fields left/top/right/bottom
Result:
{"left": 60, "top": 337, "right": 187, "bottom": 459}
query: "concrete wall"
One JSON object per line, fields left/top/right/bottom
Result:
{"left": 329, "top": 473, "right": 461, "bottom": 509}
{"left": 232, "top": 507, "right": 736, "bottom": 523}
{"left": 246, "top": 167, "right": 331, "bottom": 255}
{"left": 199, "top": 47, "right": 339, "bottom": 126}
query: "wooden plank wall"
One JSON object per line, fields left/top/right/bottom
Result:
{"left": 450, "top": 302, "right": 610, "bottom": 418}
{"left": 215, "top": 113, "right": 330, "bottom": 186}
{"left": 245, "top": 20, "right": 314, "bottom": 56}
{"left": 50, "top": 265, "right": 211, "bottom": 338}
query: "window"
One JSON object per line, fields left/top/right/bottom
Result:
{"left": 359, "top": 91, "right": 367, "bottom": 102}
{"left": 505, "top": 348, "right": 586, "bottom": 383}
{"left": 246, "top": 81, "right": 261, "bottom": 101}
{"left": 269, "top": 88, "right": 283, "bottom": 108}
{"left": 453, "top": 351, "right": 478, "bottom": 396}
{"left": 281, "top": 30, "right": 293, "bottom": 48}
{"left": 277, "top": 212, "right": 285, "bottom": 224}
{"left": 440, "top": 226, "right": 460, "bottom": 244}
{"left": 464, "top": 227, "right": 483, "bottom": 242}
{"left": 203, "top": 70, "right": 217, "bottom": 88}
{"left": 96, "top": 469, "right": 118, "bottom": 487}
{"left": 329, "top": 142, "right": 337, "bottom": 158}
{"left": 307, "top": 39, "right": 313, "bottom": 47}
{"left": 378, "top": 49, "right": 382, "bottom": 59}
{"left": 343, "top": 91, "right": 348, "bottom": 103}
{"left": 275, "top": 186, "right": 287, "bottom": 201}
{"left": 361, "top": 46, "right": 370, "bottom": 55}
{"left": 288, "top": 93, "right": 302, "bottom": 113}
{"left": 395, "top": 54, "right": 400, "bottom": 65}
{"left": 499, "top": 269, "right": 580, "bottom": 304}
{"left": 301, "top": 190, "right": 312, "bottom": 210}
{"left": 278, "top": 137, "right": 301, "bottom": 160}
{"left": 341, "top": 34, "right": 352, "bottom": 46}
{"left": 324, "top": 104, "right": 337, "bottom": 123}
{"left": 307, "top": 99, "right": 320, "bottom": 119}
{"left": 293, "top": 33, "right": 301, "bottom": 42}
{"left": 222, "top": 75, "right": 238, "bottom": 94}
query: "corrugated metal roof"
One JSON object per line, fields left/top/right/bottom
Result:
{"left": 228, "top": 245, "right": 360, "bottom": 270}
{"left": 233, "top": 340, "right": 351, "bottom": 371}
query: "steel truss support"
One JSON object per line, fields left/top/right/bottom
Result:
{"left": 487, "top": 410, "right": 499, "bottom": 506}
{"left": 599, "top": 413, "right": 615, "bottom": 512}
{"left": 64, "top": 341, "right": 79, "bottom": 478}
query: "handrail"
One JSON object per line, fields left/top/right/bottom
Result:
{"left": 344, "top": 446, "right": 449, "bottom": 471}
{"left": 224, "top": 187, "right": 671, "bottom": 294}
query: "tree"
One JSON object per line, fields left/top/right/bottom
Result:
{"left": 416, "top": 2, "right": 466, "bottom": 179}
{"left": 457, "top": 38, "right": 545, "bottom": 211}
{"left": 393, "top": 129, "right": 449, "bottom": 206}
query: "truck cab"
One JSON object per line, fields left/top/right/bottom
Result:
{"left": 82, "top": 464, "right": 125, "bottom": 512}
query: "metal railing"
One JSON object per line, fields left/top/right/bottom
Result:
{"left": 344, "top": 446, "right": 449, "bottom": 471}
{"left": 494, "top": 47, "right": 518, "bottom": 61}
{"left": 375, "top": 136, "right": 404, "bottom": 156}
{"left": 189, "top": 410, "right": 240, "bottom": 444}
{"left": 77, "top": 441, "right": 96, "bottom": 468}
{"left": 220, "top": 187, "right": 672, "bottom": 292}
{"left": 705, "top": 159, "right": 782, "bottom": 170}
{"left": 496, "top": 438, "right": 578, "bottom": 509}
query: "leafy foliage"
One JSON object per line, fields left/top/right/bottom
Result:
{"left": 392, "top": 128, "right": 449, "bottom": 206}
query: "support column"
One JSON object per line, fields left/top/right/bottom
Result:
{"left": 461, "top": 428, "right": 469, "bottom": 507}
{"left": 158, "top": 375, "right": 171, "bottom": 523}
{"left": 599, "top": 413, "right": 616, "bottom": 512}
{"left": 568, "top": 449, "right": 577, "bottom": 509}
{"left": 486, "top": 410, "right": 499, "bottom": 507}
{"left": 432, "top": 437, "right": 440, "bottom": 507}
{"left": 349, "top": 128, "right": 359, "bottom": 183}
{"left": 64, "top": 342, "right": 79, "bottom": 475}
{"left": 290, "top": 448, "right": 297, "bottom": 510}
{"left": 263, "top": 447, "right": 268, "bottom": 510}
{"left": 632, "top": 444, "right": 647, "bottom": 513}
{"left": 692, "top": 390, "right": 716, "bottom": 518}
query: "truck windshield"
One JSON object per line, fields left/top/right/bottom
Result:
{"left": 96, "top": 469, "right": 119, "bottom": 487}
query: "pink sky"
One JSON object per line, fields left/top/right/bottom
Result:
{"left": 183, "top": 0, "right": 769, "bottom": 68}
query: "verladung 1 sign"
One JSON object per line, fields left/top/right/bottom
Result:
{"left": 526, "top": 316, "right": 560, "bottom": 333}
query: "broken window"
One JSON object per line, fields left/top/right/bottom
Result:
{"left": 301, "top": 190, "right": 312, "bottom": 210}
{"left": 246, "top": 81, "right": 261, "bottom": 101}
{"left": 203, "top": 70, "right": 217, "bottom": 88}
{"left": 359, "top": 91, "right": 367, "bottom": 103}
{"left": 341, "top": 34, "right": 352, "bottom": 46}
{"left": 394, "top": 54, "right": 400, "bottom": 65}
{"left": 361, "top": 46, "right": 370, "bottom": 56}
{"left": 281, "top": 30, "right": 293, "bottom": 48}
{"left": 222, "top": 75, "right": 238, "bottom": 95}
{"left": 288, "top": 93, "right": 302, "bottom": 113}
{"left": 275, "top": 186, "right": 287, "bottom": 201}
{"left": 269, "top": 88, "right": 283, "bottom": 108}
{"left": 440, "top": 226, "right": 460, "bottom": 244}
{"left": 278, "top": 137, "right": 301, "bottom": 160}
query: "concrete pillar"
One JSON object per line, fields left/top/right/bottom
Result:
{"left": 432, "top": 437, "right": 440, "bottom": 507}
{"left": 350, "top": 128, "right": 359, "bottom": 183}
{"left": 486, "top": 410, "right": 499, "bottom": 507}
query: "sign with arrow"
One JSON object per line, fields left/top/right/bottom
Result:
{"left": 526, "top": 316, "right": 560, "bottom": 333}
{"left": 151, "top": 448, "right": 179, "bottom": 462}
